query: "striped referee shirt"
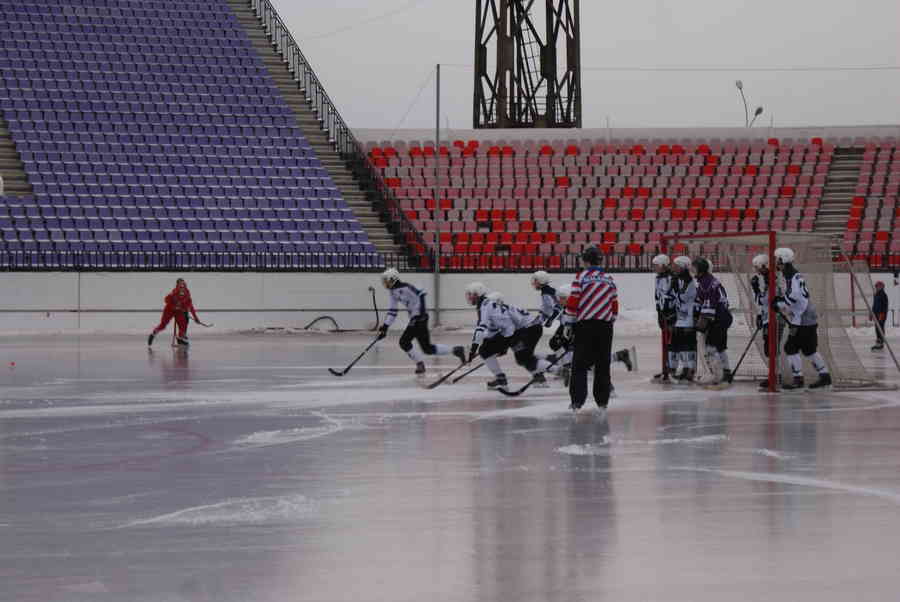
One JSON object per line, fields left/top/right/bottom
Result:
{"left": 565, "top": 267, "right": 618, "bottom": 322}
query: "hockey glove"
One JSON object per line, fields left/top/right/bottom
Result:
{"left": 563, "top": 324, "right": 573, "bottom": 342}
{"left": 377, "top": 324, "right": 388, "bottom": 340}
{"left": 771, "top": 295, "right": 786, "bottom": 311}
{"left": 756, "top": 315, "right": 763, "bottom": 330}
{"left": 549, "top": 329, "right": 565, "bottom": 351}
{"left": 468, "top": 343, "right": 480, "bottom": 363}
{"left": 750, "top": 275, "right": 760, "bottom": 296}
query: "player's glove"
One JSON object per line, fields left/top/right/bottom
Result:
{"left": 771, "top": 295, "right": 786, "bottom": 311}
{"left": 549, "top": 328, "right": 564, "bottom": 351}
{"left": 377, "top": 324, "right": 388, "bottom": 340}
{"left": 468, "top": 343, "right": 480, "bottom": 363}
{"left": 563, "top": 324, "right": 573, "bottom": 342}
{"left": 750, "top": 275, "right": 760, "bottom": 296}
{"left": 755, "top": 315, "right": 763, "bottom": 330}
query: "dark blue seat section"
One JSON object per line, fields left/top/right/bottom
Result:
{"left": 0, "top": 0, "right": 381, "bottom": 267}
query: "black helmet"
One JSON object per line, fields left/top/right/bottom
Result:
{"left": 581, "top": 245, "right": 602, "bottom": 265}
{"left": 692, "top": 257, "right": 710, "bottom": 275}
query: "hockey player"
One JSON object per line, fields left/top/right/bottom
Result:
{"left": 566, "top": 245, "right": 618, "bottom": 411}
{"left": 531, "top": 271, "right": 562, "bottom": 327}
{"left": 692, "top": 257, "right": 733, "bottom": 385}
{"left": 148, "top": 278, "right": 201, "bottom": 347}
{"left": 751, "top": 253, "right": 784, "bottom": 389}
{"left": 378, "top": 268, "right": 465, "bottom": 375}
{"left": 466, "top": 283, "right": 552, "bottom": 389}
{"left": 772, "top": 248, "right": 832, "bottom": 390}
{"left": 667, "top": 255, "right": 698, "bottom": 383}
{"left": 652, "top": 254, "right": 674, "bottom": 381}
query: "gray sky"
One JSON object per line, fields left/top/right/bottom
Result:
{"left": 271, "top": 0, "right": 900, "bottom": 131}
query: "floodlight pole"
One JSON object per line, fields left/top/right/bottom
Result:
{"left": 433, "top": 63, "right": 442, "bottom": 327}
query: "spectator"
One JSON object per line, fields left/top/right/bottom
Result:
{"left": 872, "top": 281, "right": 889, "bottom": 351}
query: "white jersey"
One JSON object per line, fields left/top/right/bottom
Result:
{"left": 537, "top": 284, "right": 562, "bottom": 326}
{"left": 655, "top": 271, "right": 673, "bottom": 314}
{"left": 751, "top": 273, "right": 780, "bottom": 326}
{"left": 384, "top": 282, "right": 427, "bottom": 327}
{"left": 472, "top": 298, "right": 539, "bottom": 345}
{"left": 777, "top": 267, "right": 818, "bottom": 326}
{"left": 668, "top": 274, "right": 697, "bottom": 328}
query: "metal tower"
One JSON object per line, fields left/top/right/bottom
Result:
{"left": 474, "top": 0, "right": 581, "bottom": 129}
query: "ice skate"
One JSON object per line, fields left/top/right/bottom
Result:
{"left": 807, "top": 373, "right": 832, "bottom": 391}
{"left": 782, "top": 376, "right": 805, "bottom": 392}
{"left": 176, "top": 336, "right": 189, "bottom": 347}
{"left": 147, "top": 332, "right": 155, "bottom": 346}
{"left": 615, "top": 348, "right": 634, "bottom": 372}
{"left": 531, "top": 372, "right": 549, "bottom": 388}
{"left": 723, "top": 369, "right": 733, "bottom": 384}
{"left": 486, "top": 374, "right": 508, "bottom": 390}
{"left": 871, "top": 343, "right": 884, "bottom": 351}
{"left": 414, "top": 361, "right": 426, "bottom": 375}
{"left": 452, "top": 346, "right": 467, "bottom": 364}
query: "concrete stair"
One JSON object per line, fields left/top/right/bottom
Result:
{"left": 225, "top": 0, "right": 403, "bottom": 258}
{"left": 816, "top": 147, "right": 864, "bottom": 251}
{"left": 0, "top": 116, "right": 32, "bottom": 197}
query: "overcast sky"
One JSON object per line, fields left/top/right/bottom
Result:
{"left": 270, "top": 0, "right": 900, "bottom": 131}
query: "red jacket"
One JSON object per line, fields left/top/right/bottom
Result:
{"left": 165, "top": 287, "right": 200, "bottom": 321}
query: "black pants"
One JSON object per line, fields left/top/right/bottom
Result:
{"left": 511, "top": 323, "right": 543, "bottom": 371}
{"left": 399, "top": 316, "right": 438, "bottom": 355}
{"left": 876, "top": 318, "right": 886, "bottom": 345}
{"left": 569, "top": 320, "right": 614, "bottom": 409}
{"left": 671, "top": 327, "right": 696, "bottom": 353}
{"left": 479, "top": 333, "right": 511, "bottom": 359}
{"left": 784, "top": 324, "right": 818, "bottom": 356}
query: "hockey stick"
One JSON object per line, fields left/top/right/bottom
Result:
{"left": 328, "top": 336, "right": 381, "bottom": 377}
{"left": 730, "top": 325, "right": 762, "bottom": 379}
{"left": 368, "top": 286, "right": 380, "bottom": 331}
{"left": 193, "top": 319, "right": 214, "bottom": 328}
{"left": 497, "top": 351, "right": 566, "bottom": 397}
{"left": 451, "top": 361, "right": 485, "bottom": 384}
{"left": 423, "top": 360, "right": 473, "bottom": 390}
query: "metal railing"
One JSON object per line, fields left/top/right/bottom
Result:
{"left": 0, "top": 249, "right": 655, "bottom": 273}
{"left": 247, "top": 0, "right": 427, "bottom": 263}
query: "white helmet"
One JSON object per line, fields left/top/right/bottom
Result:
{"left": 652, "top": 254, "right": 671, "bottom": 267}
{"left": 673, "top": 255, "right": 692, "bottom": 269}
{"left": 774, "top": 247, "right": 795, "bottom": 265}
{"left": 486, "top": 291, "right": 503, "bottom": 303}
{"left": 752, "top": 254, "right": 769, "bottom": 269}
{"left": 531, "top": 270, "right": 550, "bottom": 285}
{"left": 381, "top": 268, "right": 400, "bottom": 287}
{"left": 556, "top": 284, "right": 572, "bottom": 300}
{"left": 465, "top": 281, "right": 488, "bottom": 305}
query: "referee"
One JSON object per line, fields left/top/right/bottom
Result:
{"left": 565, "top": 245, "right": 619, "bottom": 411}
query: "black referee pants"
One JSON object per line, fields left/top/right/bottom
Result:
{"left": 569, "top": 320, "right": 614, "bottom": 409}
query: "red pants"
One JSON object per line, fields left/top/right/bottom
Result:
{"left": 153, "top": 307, "right": 189, "bottom": 338}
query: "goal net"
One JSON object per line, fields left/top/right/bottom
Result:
{"left": 661, "top": 231, "right": 886, "bottom": 391}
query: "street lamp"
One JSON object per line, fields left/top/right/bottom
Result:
{"left": 735, "top": 80, "right": 764, "bottom": 128}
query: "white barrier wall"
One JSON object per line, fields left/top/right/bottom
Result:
{"left": 1, "top": 271, "right": 896, "bottom": 334}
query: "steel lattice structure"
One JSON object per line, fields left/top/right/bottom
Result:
{"left": 474, "top": 0, "right": 581, "bottom": 129}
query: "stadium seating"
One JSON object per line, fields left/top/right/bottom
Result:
{"left": 0, "top": 0, "right": 378, "bottom": 266}
{"left": 368, "top": 137, "right": 831, "bottom": 268}
{"left": 843, "top": 141, "right": 900, "bottom": 267}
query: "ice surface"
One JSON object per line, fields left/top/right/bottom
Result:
{"left": 2, "top": 331, "right": 900, "bottom": 601}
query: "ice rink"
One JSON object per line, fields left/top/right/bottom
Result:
{"left": 2, "top": 329, "right": 900, "bottom": 601}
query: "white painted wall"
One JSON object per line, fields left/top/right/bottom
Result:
{"left": 2, "top": 270, "right": 895, "bottom": 334}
